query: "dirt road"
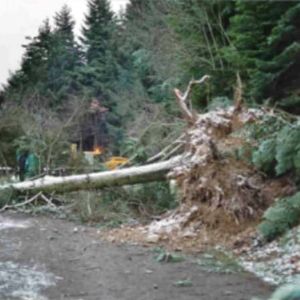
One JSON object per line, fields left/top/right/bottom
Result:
{"left": 0, "top": 212, "right": 272, "bottom": 300}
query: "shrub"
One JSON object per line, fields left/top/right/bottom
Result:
{"left": 258, "top": 192, "right": 300, "bottom": 241}
{"left": 252, "top": 138, "right": 276, "bottom": 174}
{"left": 69, "top": 182, "right": 177, "bottom": 225}
{"left": 249, "top": 115, "right": 300, "bottom": 178}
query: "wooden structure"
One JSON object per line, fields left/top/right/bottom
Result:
{"left": 75, "top": 99, "right": 109, "bottom": 152}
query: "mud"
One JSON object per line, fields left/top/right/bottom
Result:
{"left": 0, "top": 212, "right": 273, "bottom": 300}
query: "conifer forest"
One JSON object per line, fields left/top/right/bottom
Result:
{"left": 0, "top": 1, "right": 300, "bottom": 299}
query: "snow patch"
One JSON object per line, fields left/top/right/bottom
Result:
{"left": 147, "top": 206, "right": 199, "bottom": 236}
{"left": 0, "top": 261, "right": 58, "bottom": 300}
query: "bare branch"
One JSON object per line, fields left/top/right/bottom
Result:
{"left": 174, "top": 75, "right": 210, "bottom": 124}
{"left": 147, "top": 134, "right": 185, "bottom": 163}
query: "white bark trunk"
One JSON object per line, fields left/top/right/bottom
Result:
{"left": 1, "top": 157, "right": 180, "bottom": 195}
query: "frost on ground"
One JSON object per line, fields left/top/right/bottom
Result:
{"left": 146, "top": 205, "right": 201, "bottom": 242}
{"left": 238, "top": 226, "right": 300, "bottom": 286}
{"left": 0, "top": 215, "right": 31, "bottom": 230}
{"left": 0, "top": 261, "right": 58, "bottom": 300}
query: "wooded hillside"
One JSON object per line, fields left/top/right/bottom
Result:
{"left": 1, "top": 0, "right": 299, "bottom": 169}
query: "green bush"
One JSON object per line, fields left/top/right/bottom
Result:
{"left": 275, "top": 125, "right": 300, "bottom": 175}
{"left": 250, "top": 117, "right": 300, "bottom": 178}
{"left": 252, "top": 138, "right": 276, "bottom": 174}
{"left": 258, "top": 192, "right": 300, "bottom": 241}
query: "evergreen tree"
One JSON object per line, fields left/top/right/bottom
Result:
{"left": 82, "top": 0, "right": 114, "bottom": 63}
{"left": 225, "top": 1, "right": 299, "bottom": 111}
{"left": 3, "top": 19, "right": 53, "bottom": 102}
{"left": 81, "top": 0, "right": 117, "bottom": 99}
{"left": 47, "top": 5, "right": 83, "bottom": 99}
{"left": 122, "top": 0, "right": 183, "bottom": 103}
{"left": 21, "top": 19, "right": 52, "bottom": 85}
{"left": 251, "top": 2, "right": 300, "bottom": 112}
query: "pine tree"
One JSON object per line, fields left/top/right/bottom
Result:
{"left": 82, "top": 0, "right": 114, "bottom": 64}
{"left": 47, "top": 5, "right": 83, "bottom": 99}
{"left": 251, "top": 2, "right": 300, "bottom": 112}
{"left": 224, "top": 1, "right": 299, "bottom": 111}
{"left": 3, "top": 19, "right": 53, "bottom": 101}
{"left": 21, "top": 19, "right": 52, "bottom": 85}
{"left": 80, "top": 0, "right": 117, "bottom": 99}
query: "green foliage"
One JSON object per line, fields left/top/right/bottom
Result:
{"left": 80, "top": 0, "right": 117, "bottom": 98}
{"left": 258, "top": 192, "right": 300, "bottom": 241}
{"left": 251, "top": 122, "right": 300, "bottom": 177}
{"left": 170, "top": 0, "right": 235, "bottom": 104}
{"left": 252, "top": 138, "right": 276, "bottom": 174}
{"left": 0, "top": 187, "right": 15, "bottom": 208}
{"left": 252, "top": 3, "right": 300, "bottom": 109}
{"left": 70, "top": 182, "right": 177, "bottom": 225}
{"left": 267, "top": 279, "right": 300, "bottom": 300}
{"left": 3, "top": 0, "right": 300, "bottom": 115}
{"left": 207, "top": 96, "right": 232, "bottom": 111}
{"left": 4, "top": 5, "right": 83, "bottom": 106}
{"left": 0, "top": 107, "right": 25, "bottom": 166}
{"left": 1, "top": 0, "right": 300, "bottom": 225}
{"left": 154, "top": 250, "right": 185, "bottom": 263}
{"left": 275, "top": 125, "right": 300, "bottom": 176}
{"left": 173, "top": 279, "right": 193, "bottom": 287}
{"left": 197, "top": 250, "right": 242, "bottom": 274}
{"left": 81, "top": 0, "right": 114, "bottom": 63}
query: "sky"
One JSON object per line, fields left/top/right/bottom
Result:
{"left": 0, "top": 0, "right": 129, "bottom": 86}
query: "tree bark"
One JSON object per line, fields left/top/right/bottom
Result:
{"left": 0, "top": 157, "right": 180, "bottom": 195}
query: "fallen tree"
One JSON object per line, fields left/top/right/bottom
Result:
{"left": 97, "top": 75, "right": 298, "bottom": 250}
{"left": 1, "top": 75, "right": 296, "bottom": 233}
{"left": 0, "top": 76, "right": 210, "bottom": 198}
{"left": 0, "top": 156, "right": 180, "bottom": 195}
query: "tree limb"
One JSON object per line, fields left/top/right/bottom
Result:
{"left": 174, "top": 75, "right": 210, "bottom": 124}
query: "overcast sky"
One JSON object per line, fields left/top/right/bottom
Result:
{"left": 0, "top": 0, "right": 129, "bottom": 86}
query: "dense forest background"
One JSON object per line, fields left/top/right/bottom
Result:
{"left": 0, "top": 0, "right": 299, "bottom": 174}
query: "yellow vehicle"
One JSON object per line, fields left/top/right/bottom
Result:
{"left": 105, "top": 156, "right": 129, "bottom": 170}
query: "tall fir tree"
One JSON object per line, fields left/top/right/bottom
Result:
{"left": 82, "top": 0, "right": 114, "bottom": 63}
{"left": 81, "top": 0, "right": 117, "bottom": 100}
{"left": 250, "top": 2, "right": 300, "bottom": 112}
{"left": 4, "top": 19, "right": 53, "bottom": 102}
{"left": 224, "top": 1, "right": 299, "bottom": 111}
{"left": 47, "top": 5, "right": 83, "bottom": 99}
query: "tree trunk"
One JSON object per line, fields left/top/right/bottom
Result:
{"left": 1, "top": 157, "right": 180, "bottom": 195}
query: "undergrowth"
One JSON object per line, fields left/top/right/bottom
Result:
{"left": 68, "top": 182, "right": 176, "bottom": 227}
{"left": 239, "top": 114, "right": 300, "bottom": 179}
{"left": 236, "top": 113, "right": 300, "bottom": 240}
{"left": 258, "top": 192, "right": 300, "bottom": 241}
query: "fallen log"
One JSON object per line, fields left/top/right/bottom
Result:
{"left": 0, "top": 157, "right": 181, "bottom": 195}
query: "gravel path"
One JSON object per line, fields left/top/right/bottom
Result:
{"left": 0, "top": 213, "right": 273, "bottom": 300}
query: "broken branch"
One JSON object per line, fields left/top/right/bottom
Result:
{"left": 174, "top": 75, "right": 210, "bottom": 124}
